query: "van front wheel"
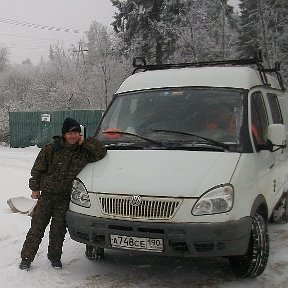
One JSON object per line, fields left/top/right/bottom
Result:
{"left": 228, "top": 214, "right": 269, "bottom": 278}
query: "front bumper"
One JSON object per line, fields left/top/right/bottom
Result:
{"left": 66, "top": 210, "right": 252, "bottom": 257}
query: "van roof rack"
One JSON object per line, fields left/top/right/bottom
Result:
{"left": 262, "top": 62, "right": 285, "bottom": 90}
{"left": 132, "top": 51, "right": 285, "bottom": 90}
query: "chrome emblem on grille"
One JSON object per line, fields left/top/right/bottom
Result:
{"left": 130, "top": 195, "right": 141, "bottom": 207}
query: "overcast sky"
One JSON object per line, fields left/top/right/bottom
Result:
{"left": 0, "top": 0, "right": 117, "bottom": 64}
{"left": 0, "top": 0, "right": 239, "bottom": 65}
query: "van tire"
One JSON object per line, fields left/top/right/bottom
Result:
{"left": 229, "top": 214, "right": 269, "bottom": 278}
{"left": 85, "top": 245, "right": 105, "bottom": 260}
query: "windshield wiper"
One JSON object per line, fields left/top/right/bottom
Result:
{"left": 102, "top": 130, "right": 163, "bottom": 147}
{"left": 105, "top": 143, "right": 145, "bottom": 150}
{"left": 151, "top": 129, "right": 230, "bottom": 150}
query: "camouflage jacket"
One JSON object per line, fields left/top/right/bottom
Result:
{"left": 29, "top": 136, "right": 107, "bottom": 198}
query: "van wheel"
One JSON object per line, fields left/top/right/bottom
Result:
{"left": 271, "top": 194, "right": 288, "bottom": 223}
{"left": 85, "top": 245, "right": 105, "bottom": 260}
{"left": 229, "top": 214, "right": 269, "bottom": 278}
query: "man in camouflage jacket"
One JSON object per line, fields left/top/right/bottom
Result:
{"left": 19, "top": 117, "right": 107, "bottom": 270}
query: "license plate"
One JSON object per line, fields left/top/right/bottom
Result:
{"left": 110, "top": 234, "right": 163, "bottom": 252}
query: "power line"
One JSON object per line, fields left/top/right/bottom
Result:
{"left": 0, "top": 17, "right": 87, "bottom": 62}
{"left": 0, "top": 17, "right": 85, "bottom": 34}
{"left": 0, "top": 32, "right": 68, "bottom": 42}
{"left": 0, "top": 26, "right": 85, "bottom": 55}
{"left": 0, "top": 42, "right": 56, "bottom": 50}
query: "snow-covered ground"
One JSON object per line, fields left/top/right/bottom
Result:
{"left": 1, "top": 145, "right": 288, "bottom": 288}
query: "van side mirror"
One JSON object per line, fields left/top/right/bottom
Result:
{"left": 265, "top": 124, "right": 286, "bottom": 152}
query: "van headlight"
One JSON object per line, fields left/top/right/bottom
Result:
{"left": 192, "top": 184, "right": 234, "bottom": 215}
{"left": 71, "top": 179, "right": 91, "bottom": 208}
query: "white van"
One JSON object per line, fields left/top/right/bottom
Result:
{"left": 66, "top": 55, "right": 288, "bottom": 278}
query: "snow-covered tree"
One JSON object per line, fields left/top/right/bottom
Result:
{"left": 238, "top": 0, "right": 288, "bottom": 83}
{"left": 170, "top": 0, "right": 238, "bottom": 62}
{"left": 112, "top": 0, "right": 183, "bottom": 64}
{"left": 111, "top": 0, "right": 238, "bottom": 64}
{"left": 0, "top": 47, "right": 9, "bottom": 72}
{"left": 86, "top": 21, "right": 128, "bottom": 109}
{"left": 45, "top": 43, "right": 93, "bottom": 110}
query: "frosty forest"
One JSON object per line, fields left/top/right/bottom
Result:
{"left": 0, "top": 0, "right": 287, "bottom": 143}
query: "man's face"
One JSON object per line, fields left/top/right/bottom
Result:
{"left": 64, "top": 131, "right": 81, "bottom": 145}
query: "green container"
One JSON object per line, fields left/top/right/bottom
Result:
{"left": 9, "top": 110, "right": 103, "bottom": 148}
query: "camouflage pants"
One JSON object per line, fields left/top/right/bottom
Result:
{"left": 20, "top": 194, "right": 70, "bottom": 262}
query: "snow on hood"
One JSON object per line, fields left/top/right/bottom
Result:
{"left": 78, "top": 150, "right": 240, "bottom": 198}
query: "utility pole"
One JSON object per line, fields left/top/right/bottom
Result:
{"left": 73, "top": 41, "right": 88, "bottom": 70}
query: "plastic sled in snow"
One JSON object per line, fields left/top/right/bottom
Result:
{"left": 7, "top": 197, "right": 37, "bottom": 216}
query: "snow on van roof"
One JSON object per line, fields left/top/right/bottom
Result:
{"left": 117, "top": 66, "right": 281, "bottom": 93}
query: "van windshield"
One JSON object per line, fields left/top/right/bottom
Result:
{"left": 97, "top": 87, "right": 245, "bottom": 149}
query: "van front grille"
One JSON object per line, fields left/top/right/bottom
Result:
{"left": 97, "top": 194, "right": 182, "bottom": 220}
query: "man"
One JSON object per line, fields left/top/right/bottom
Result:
{"left": 19, "top": 117, "right": 107, "bottom": 270}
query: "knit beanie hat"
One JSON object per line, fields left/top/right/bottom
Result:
{"left": 62, "top": 117, "right": 81, "bottom": 134}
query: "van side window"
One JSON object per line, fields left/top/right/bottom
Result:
{"left": 267, "top": 93, "right": 283, "bottom": 124}
{"left": 251, "top": 92, "right": 269, "bottom": 144}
